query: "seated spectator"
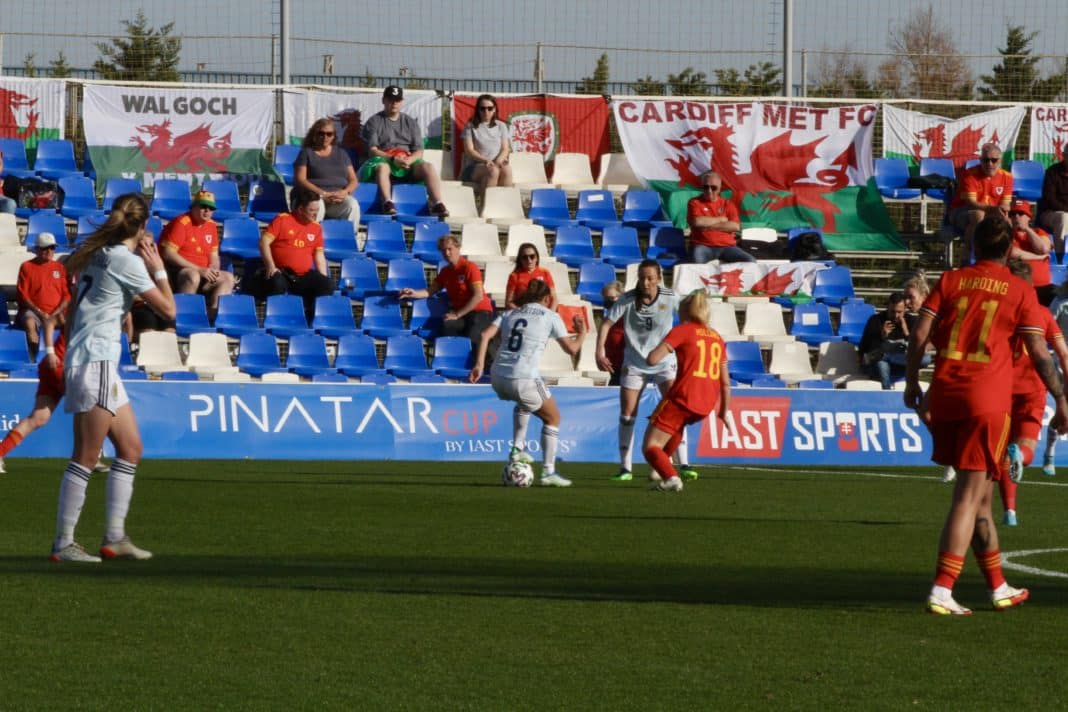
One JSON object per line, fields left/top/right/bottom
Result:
{"left": 1007, "top": 199, "right": 1054, "bottom": 305}
{"left": 461, "top": 94, "right": 513, "bottom": 199}
{"left": 360, "top": 85, "right": 448, "bottom": 217}
{"left": 687, "top": 171, "right": 750, "bottom": 263}
{"left": 859, "top": 292, "right": 910, "bottom": 389}
{"left": 0, "top": 150, "right": 16, "bottom": 214}
{"left": 600, "top": 280, "right": 625, "bottom": 386}
{"left": 293, "top": 117, "right": 360, "bottom": 225}
{"left": 243, "top": 188, "right": 334, "bottom": 316}
{"left": 1039, "top": 151, "right": 1068, "bottom": 262}
{"left": 16, "top": 232, "right": 70, "bottom": 358}
{"left": 901, "top": 272, "right": 929, "bottom": 316}
{"left": 948, "top": 142, "right": 1012, "bottom": 265}
{"left": 505, "top": 242, "right": 555, "bottom": 310}
{"left": 160, "top": 190, "right": 235, "bottom": 318}
{"left": 399, "top": 234, "right": 495, "bottom": 351}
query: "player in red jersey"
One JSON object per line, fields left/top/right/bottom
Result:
{"left": 905, "top": 216, "right": 1068, "bottom": 615}
{"left": 642, "top": 290, "right": 730, "bottom": 492}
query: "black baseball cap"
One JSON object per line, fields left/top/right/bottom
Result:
{"left": 383, "top": 85, "right": 404, "bottom": 101}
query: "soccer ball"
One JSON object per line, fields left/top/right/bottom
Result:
{"left": 501, "top": 460, "right": 535, "bottom": 487}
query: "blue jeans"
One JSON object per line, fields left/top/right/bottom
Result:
{"left": 691, "top": 244, "right": 756, "bottom": 264}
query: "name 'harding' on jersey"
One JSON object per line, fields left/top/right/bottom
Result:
{"left": 606, "top": 286, "right": 680, "bottom": 375}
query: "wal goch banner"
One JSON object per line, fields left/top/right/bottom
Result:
{"left": 1029, "top": 105, "right": 1068, "bottom": 167}
{"left": 611, "top": 100, "right": 900, "bottom": 251}
{"left": 451, "top": 94, "right": 610, "bottom": 178}
{"left": 83, "top": 84, "right": 276, "bottom": 193}
{"left": 0, "top": 76, "right": 66, "bottom": 150}
{"left": 883, "top": 105, "right": 1026, "bottom": 171}
{"left": 673, "top": 261, "right": 831, "bottom": 298}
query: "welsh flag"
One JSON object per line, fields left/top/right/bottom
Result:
{"left": 0, "top": 76, "right": 66, "bottom": 151}
{"left": 83, "top": 84, "right": 276, "bottom": 193}
{"left": 282, "top": 88, "right": 445, "bottom": 153}
{"left": 611, "top": 100, "right": 900, "bottom": 251}
{"left": 1029, "top": 106, "right": 1068, "bottom": 167}
{"left": 883, "top": 105, "right": 1026, "bottom": 171}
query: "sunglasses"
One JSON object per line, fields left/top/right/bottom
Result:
{"left": 702, "top": 185, "right": 721, "bottom": 192}
{"left": 981, "top": 157, "right": 1000, "bottom": 163}
{"left": 318, "top": 131, "right": 335, "bottom": 136}
{"left": 478, "top": 105, "right": 495, "bottom": 111}
{"left": 520, "top": 253, "right": 538, "bottom": 260}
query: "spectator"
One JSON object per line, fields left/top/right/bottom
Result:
{"left": 16, "top": 232, "right": 70, "bottom": 358}
{"left": 859, "top": 291, "right": 910, "bottom": 389}
{"left": 399, "top": 234, "right": 495, "bottom": 352}
{"left": 243, "top": 187, "right": 333, "bottom": 316}
{"left": 1038, "top": 150, "right": 1068, "bottom": 262}
{"left": 293, "top": 118, "right": 360, "bottom": 225}
{"left": 0, "top": 150, "right": 16, "bottom": 214}
{"left": 901, "top": 272, "right": 929, "bottom": 316}
{"left": 160, "top": 190, "right": 235, "bottom": 318}
{"left": 360, "top": 85, "right": 448, "bottom": 217}
{"left": 1007, "top": 199, "right": 1055, "bottom": 305}
{"left": 600, "top": 280, "right": 625, "bottom": 386}
{"left": 461, "top": 94, "right": 513, "bottom": 199}
{"left": 504, "top": 242, "right": 555, "bottom": 310}
{"left": 686, "top": 171, "right": 749, "bottom": 263}
{"left": 948, "top": 142, "right": 1012, "bottom": 265}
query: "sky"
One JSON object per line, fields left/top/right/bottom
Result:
{"left": 2, "top": 0, "right": 1067, "bottom": 89}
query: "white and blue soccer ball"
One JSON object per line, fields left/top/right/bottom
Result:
{"left": 501, "top": 460, "right": 535, "bottom": 487}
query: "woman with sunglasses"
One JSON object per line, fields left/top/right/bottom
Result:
{"left": 293, "top": 117, "right": 360, "bottom": 225}
{"left": 505, "top": 242, "right": 556, "bottom": 310}
{"left": 461, "top": 94, "right": 513, "bottom": 198}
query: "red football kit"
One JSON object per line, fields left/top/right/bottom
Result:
{"left": 266, "top": 213, "right": 323, "bottom": 275}
{"left": 1012, "top": 226, "right": 1052, "bottom": 287}
{"left": 160, "top": 213, "right": 219, "bottom": 269}
{"left": 1009, "top": 309, "right": 1062, "bottom": 441}
{"left": 506, "top": 267, "right": 555, "bottom": 300}
{"left": 36, "top": 332, "right": 67, "bottom": 401}
{"left": 950, "top": 166, "right": 1013, "bottom": 211}
{"left": 17, "top": 258, "right": 70, "bottom": 314}
{"left": 432, "top": 258, "right": 493, "bottom": 313}
{"left": 687, "top": 195, "right": 740, "bottom": 248}
{"left": 650, "top": 322, "right": 728, "bottom": 436}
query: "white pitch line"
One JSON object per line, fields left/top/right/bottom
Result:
{"left": 731, "top": 466, "right": 1068, "bottom": 487}
{"left": 1000, "top": 548, "right": 1068, "bottom": 579}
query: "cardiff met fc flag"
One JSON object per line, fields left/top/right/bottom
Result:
{"left": 883, "top": 105, "right": 1026, "bottom": 171}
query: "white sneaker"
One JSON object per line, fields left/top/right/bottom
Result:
{"left": 941, "top": 466, "right": 957, "bottom": 483}
{"left": 50, "top": 542, "right": 102, "bottom": 563}
{"left": 0, "top": 457, "right": 5, "bottom": 474}
{"left": 1007, "top": 443, "right": 1024, "bottom": 483}
{"left": 539, "top": 472, "right": 572, "bottom": 487}
{"left": 1042, "top": 459, "right": 1056, "bottom": 477}
{"left": 509, "top": 447, "right": 534, "bottom": 465}
{"left": 925, "top": 592, "right": 971, "bottom": 615}
{"left": 655, "top": 476, "right": 683, "bottom": 492}
{"left": 991, "top": 583, "right": 1029, "bottom": 611}
{"left": 99, "top": 536, "right": 153, "bottom": 560}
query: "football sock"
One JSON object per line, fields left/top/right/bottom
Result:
{"left": 932, "top": 551, "right": 965, "bottom": 590}
{"left": 663, "top": 432, "right": 683, "bottom": 460}
{"left": 643, "top": 443, "right": 676, "bottom": 481}
{"left": 1019, "top": 443, "right": 1034, "bottom": 466}
{"left": 976, "top": 549, "right": 1007, "bottom": 591}
{"left": 998, "top": 477, "right": 1017, "bottom": 512}
{"left": 541, "top": 425, "right": 559, "bottom": 475}
{"left": 676, "top": 429, "right": 690, "bottom": 467}
{"left": 1044, "top": 426, "right": 1058, "bottom": 462}
{"left": 513, "top": 407, "right": 531, "bottom": 451}
{"left": 619, "top": 416, "right": 636, "bottom": 471}
{"left": 0, "top": 429, "right": 24, "bottom": 458}
{"left": 55, "top": 461, "right": 92, "bottom": 550}
{"left": 105, "top": 458, "right": 137, "bottom": 542}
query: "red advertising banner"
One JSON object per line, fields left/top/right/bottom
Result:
{"left": 451, "top": 94, "right": 610, "bottom": 178}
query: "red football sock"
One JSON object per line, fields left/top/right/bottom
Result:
{"left": 0, "top": 430, "right": 24, "bottom": 458}
{"left": 663, "top": 432, "right": 683, "bottom": 459}
{"left": 999, "top": 477, "right": 1017, "bottom": 512}
{"left": 932, "top": 551, "right": 965, "bottom": 590}
{"left": 975, "top": 549, "right": 1006, "bottom": 590}
{"left": 1019, "top": 444, "right": 1034, "bottom": 466}
{"left": 643, "top": 444, "right": 677, "bottom": 481}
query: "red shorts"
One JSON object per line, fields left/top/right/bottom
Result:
{"left": 36, "top": 360, "right": 65, "bottom": 402}
{"left": 1010, "top": 390, "right": 1045, "bottom": 442}
{"left": 930, "top": 412, "right": 1011, "bottom": 479}
{"left": 649, "top": 398, "right": 704, "bottom": 438}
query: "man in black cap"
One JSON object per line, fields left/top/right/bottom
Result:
{"left": 359, "top": 85, "right": 449, "bottom": 217}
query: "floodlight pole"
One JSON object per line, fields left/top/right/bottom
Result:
{"left": 280, "top": 0, "right": 290, "bottom": 85}
{"left": 783, "top": 0, "right": 794, "bottom": 99}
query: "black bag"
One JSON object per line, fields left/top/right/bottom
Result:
{"left": 3, "top": 176, "right": 62, "bottom": 209}
{"left": 906, "top": 174, "right": 956, "bottom": 192}
{"left": 789, "top": 231, "right": 832, "bottom": 262}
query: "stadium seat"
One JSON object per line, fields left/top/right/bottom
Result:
{"left": 509, "top": 152, "right": 553, "bottom": 194}
{"left": 599, "top": 226, "right": 643, "bottom": 268}
{"left": 814, "top": 340, "right": 864, "bottom": 385}
{"left": 26, "top": 211, "right": 67, "bottom": 248}
{"left": 185, "top": 332, "right": 238, "bottom": 378}
{"left": 597, "top": 152, "right": 641, "bottom": 194}
{"left": 339, "top": 255, "right": 383, "bottom": 299}
{"left": 431, "top": 336, "right": 474, "bottom": 379}
{"left": 118, "top": 333, "right": 138, "bottom": 371}
{"left": 160, "top": 370, "right": 199, "bottom": 381}
{"left": 458, "top": 222, "right": 504, "bottom": 261}
{"left": 410, "top": 220, "right": 451, "bottom": 263}
{"left": 844, "top": 379, "right": 884, "bottom": 391}
{"left": 364, "top": 220, "right": 409, "bottom": 263}
{"left": 1012, "top": 159, "right": 1044, "bottom": 201}
{"left": 103, "top": 177, "right": 145, "bottom": 211}
{"left": 552, "top": 225, "right": 598, "bottom": 268}
{"left": 811, "top": 266, "right": 856, "bottom": 306}
{"left": 873, "top": 158, "right": 921, "bottom": 200}
{"left": 312, "top": 372, "right": 349, "bottom": 383}
{"left": 440, "top": 184, "right": 485, "bottom": 227}
{"left": 383, "top": 257, "right": 428, "bottom": 294}
{"left": 248, "top": 179, "right": 288, "bottom": 223}
{"left": 741, "top": 302, "right": 794, "bottom": 347}
{"left": 136, "top": 331, "right": 188, "bottom": 374}
{"left": 837, "top": 300, "right": 875, "bottom": 345}
{"left": 527, "top": 188, "right": 577, "bottom": 230}
{"left": 789, "top": 302, "right": 842, "bottom": 346}
{"left": 286, "top": 333, "right": 337, "bottom": 378}
{"left": 538, "top": 338, "right": 578, "bottom": 380}
{"left": 33, "top": 139, "right": 81, "bottom": 180}
{"left": 321, "top": 219, "right": 359, "bottom": 262}
{"left": 150, "top": 178, "right": 193, "bottom": 220}
{"left": 392, "top": 184, "right": 435, "bottom": 226}
{"left": 409, "top": 294, "right": 447, "bottom": 339}
{"left": 918, "top": 158, "right": 957, "bottom": 202}
{"left": 481, "top": 261, "right": 512, "bottom": 305}
{"left": 798, "top": 378, "right": 834, "bottom": 389}
{"left": 481, "top": 186, "right": 531, "bottom": 227}
{"left": 575, "top": 261, "right": 618, "bottom": 305}
{"left": 0, "top": 213, "right": 22, "bottom": 252}
{"left": 219, "top": 217, "right": 263, "bottom": 261}
{"left": 311, "top": 294, "right": 358, "bottom": 339}
{"left": 360, "top": 372, "right": 398, "bottom": 385}
{"left": 264, "top": 294, "right": 312, "bottom": 338}
{"left": 646, "top": 226, "right": 686, "bottom": 268}
{"left": 0, "top": 138, "right": 35, "bottom": 178}
{"left": 354, "top": 182, "right": 393, "bottom": 224}
{"left": 785, "top": 226, "right": 827, "bottom": 255}
{"left": 621, "top": 190, "right": 672, "bottom": 230}
{"left": 0, "top": 329, "right": 33, "bottom": 371}
{"left": 58, "top": 175, "right": 99, "bottom": 219}
{"left": 575, "top": 189, "right": 622, "bottom": 230}
{"left": 174, "top": 293, "right": 216, "bottom": 337}
{"left": 360, "top": 294, "right": 408, "bottom": 339}
{"left": 273, "top": 143, "right": 301, "bottom": 185}
{"left": 201, "top": 179, "right": 248, "bottom": 221}
{"left": 146, "top": 215, "right": 164, "bottom": 243}
{"left": 503, "top": 223, "right": 550, "bottom": 261}
{"left": 334, "top": 333, "right": 387, "bottom": 378}
{"left": 1051, "top": 262, "right": 1068, "bottom": 286}
{"left": 725, "top": 340, "right": 768, "bottom": 384}
{"left": 707, "top": 301, "right": 746, "bottom": 342}
{"left": 74, "top": 212, "right": 108, "bottom": 245}
{"left": 550, "top": 152, "right": 599, "bottom": 195}
{"left": 383, "top": 334, "right": 435, "bottom": 379}
{"left": 236, "top": 332, "right": 287, "bottom": 377}
{"left": 82, "top": 150, "right": 96, "bottom": 182}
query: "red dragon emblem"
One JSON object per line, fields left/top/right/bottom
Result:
{"left": 331, "top": 109, "right": 364, "bottom": 156}
{"left": 666, "top": 124, "right": 858, "bottom": 232}
{"left": 131, "top": 119, "right": 233, "bottom": 172}
{"left": 911, "top": 123, "right": 990, "bottom": 171}
{"left": 508, "top": 113, "right": 557, "bottom": 157}
{"left": 1052, "top": 123, "right": 1068, "bottom": 163}
{"left": 749, "top": 268, "right": 797, "bottom": 296}
{"left": 0, "top": 87, "right": 40, "bottom": 140}
{"left": 700, "top": 269, "right": 745, "bottom": 295}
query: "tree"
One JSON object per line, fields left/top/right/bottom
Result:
{"left": 359, "top": 68, "right": 376, "bottom": 89}
{"left": 576, "top": 53, "right": 610, "bottom": 95}
{"left": 713, "top": 62, "right": 782, "bottom": 96}
{"left": 23, "top": 53, "right": 37, "bottom": 78}
{"left": 879, "top": 5, "right": 972, "bottom": 99}
{"left": 978, "top": 25, "right": 1064, "bottom": 102}
{"left": 631, "top": 74, "right": 665, "bottom": 95}
{"left": 668, "top": 67, "right": 709, "bottom": 96}
{"left": 809, "top": 48, "right": 882, "bottom": 99}
{"left": 93, "top": 10, "right": 182, "bottom": 82}
{"left": 49, "top": 52, "right": 73, "bottom": 78}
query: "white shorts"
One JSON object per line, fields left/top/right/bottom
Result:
{"left": 491, "top": 373, "right": 550, "bottom": 413}
{"left": 64, "top": 361, "right": 130, "bottom": 415}
{"left": 619, "top": 362, "right": 676, "bottom": 392}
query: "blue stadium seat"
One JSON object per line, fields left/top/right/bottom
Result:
{"left": 621, "top": 189, "right": 672, "bottom": 230}
{"left": 599, "top": 225, "right": 643, "bottom": 268}
{"left": 410, "top": 221, "right": 450, "bottom": 263}
{"left": 150, "top": 178, "right": 193, "bottom": 220}
{"left": 789, "top": 302, "right": 842, "bottom": 346}
{"left": 1012, "top": 159, "right": 1044, "bottom": 201}
{"left": 145, "top": 215, "right": 164, "bottom": 243}
{"left": 391, "top": 184, "right": 435, "bottom": 226}
{"left": 647, "top": 226, "right": 686, "bottom": 268}
{"left": 334, "top": 333, "right": 387, "bottom": 378}
{"left": 360, "top": 295, "right": 408, "bottom": 340}
{"left": 725, "top": 340, "right": 767, "bottom": 384}
{"left": 248, "top": 179, "right": 288, "bottom": 223}
{"left": 552, "top": 225, "right": 598, "bottom": 268}
{"left": 918, "top": 158, "right": 956, "bottom": 202}
{"left": 811, "top": 266, "right": 856, "bottom": 306}
{"left": 409, "top": 295, "right": 448, "bottom": 339}
{"left": 201, "top": 179, "right": 248, "bottom": 221}
{"left": 74, "top": 212, "right": 108, "bottom": 245}
{"left": 431, "top": 336, "right": 474, "bottom": 379}
{"left": 0, "top": 138, "right": 35, "bottom": 178}
{"left": 363, "top": 220, "right": 409, "bottom": 263}
{"left": 219, "top": 217, "right": 262, "bottom": 261}
{"left": 576, "top": 261, "right": 618, "bottom": 305}
{"left": 264, "top": 294, "right": 312, "bottom": 339}
{"left": 161, "top": 370, "right": 199, "bottom": 381}
{"left": 354, "top": 183, "right": 393, "bottom": 224}
{"left": 321, "top": 219, "right": 358, "bottom": 262}
{"left": 339, "top": 255, "right": 383, "bottom": 299}
{"left": 33, "top": 139, "right": 81, "bottom": 180}
{"left": 360, "top": 372, "right": 398, "bottom": 385}
{"left": 837, "top": 300, "right": 875, "bottom": 345}
{"left": 286, "top": 333, "right": 336, "bottom": 378}
{"left": 383, "top": 257, "right": 428, "bottom": 294}
{"left": 786, "top": 226, "right": 828, "bottom": 254}
{"left": 174, "top": 293, "right": 216, "bottom": 337}
{"left": 1050, "top": 262, "right": 1068, "bottom": 286}
{"left": 273, "top": 144, "right": 301, "bottom": 185}
{"left": 311, "top": 294, "right": 358, "bottom": 339}
{"left": 0, "top": 330, "right": 34, "bottom": 372}
{"left": 527, "top": 188, "right": 577, "bottom": 229}
{"left": 236, "top": 332, "right": 286, "bottom": 377}
{"left": 798, "top": 378, "right": 835, "bottom": 389}
{"left": 82, "top": 150, "right": 96, "bottom": 181}
{"left": 751, "top": 375, "right": 788, "bottom": 388}
{"left": 575, "top": 189, "right": 622, "bottom": 230}
{"left": 26, "top": 211, "right": 67, "bottom": 248}
{"left": 873, "top": 158, "right": 921, "bottom": 200}
{"left": 384, "top": 334, "right": 435, "bottom": 379}
{"left": 214, "top": 294, "right": 261, "bottom": 337}
{"left": 103, "top": 177, "right": 145, "bottom": 211}
{"left": 58, "top": 175, "right": 99, "bottom": 219}
{"left": 312, "top": 372, "right": 349, "bottom": 383}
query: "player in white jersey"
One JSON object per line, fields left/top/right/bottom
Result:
{"left": 49, "top": 193, "right": 175, "bottom": 563}
{"left": 596, "top": 259, "right": 698, "bottom": 482}
{"left": 469, "top": 280, "right": 586, "bottom": 486}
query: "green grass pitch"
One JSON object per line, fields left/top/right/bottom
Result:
{"left": 2, "top": 459, "right": 1068, "bottom": 709}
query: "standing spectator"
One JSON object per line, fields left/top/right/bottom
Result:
{"left": 399, "top": 234, "right": 495, "bottom": 352}
{"left": 293, "top": 118, "right": 360, "bottom": 225}
{"left": 904, "top": 215, "right": 1068, "bottom": 614}
{"left": 160, "top": 190, "right": 234, "bottom": 318}
{"left": 859, "top": 292, "right": 910, "bottom": 389}
{"left": 16, "top": 232, "right": 70, "bottom": 358}
{"left": 504, "top": 242, "right": 555, "bottom": 310}
{"left": 1007, "top": 199, "right": 1054, "bottom": 305}
{"left": 1038, "top": 150, "right": 1068, "bottom": 262}
{"left": 461, "top": 94, "right": 512, "bottom": 199}
{"left": 243, "top": 188, "right": 334, "bottom": 317}
{"left": 686, "top": 171, "right": 749, "bottom": 263}
{"left": 0, "top": 150, "right": 17, "bottom": 214}
{"left": 948, "top": 142, "right": 1013, "bottom": 265}
{"left": 360, "top": 85, "right": 448, "bottom": 217}
{"left": 468, "top": 279, "right": 585, "bottom": 487}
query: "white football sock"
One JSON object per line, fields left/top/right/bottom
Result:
{"left": 105, "top": 458, "right": 137, "bottom": 542}
{"left": 55, "top": 461, "right": 92, "bottom": 550}
{"left": 542, "top": 425, "right": 559, "bottom": 474}
{"left": 619, "top": 416, "right": 636, "bottom": 471}
{"left": 1045, "top": 426, "right": 1058, "bottom": 462}
{"left": 676, "top": 429, "right": 690, "bottom": 467}
{"left": 513, "top": 407, "right": 531, "bottom": 451}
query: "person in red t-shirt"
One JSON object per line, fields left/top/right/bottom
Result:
{"left": 160, "top": 190, "right": 234, "bottom": 317}
{"left": 905, "top": 216, "right": 1068, "bottom": 615}
{"left": 949, "top": 143, "right": 1013, "bottom": 265}
{"left": 1006, "top": 199, "right": 1054, "bottom": 305}
{"left": 686, "top": 171, "right": 748, "bottom": 264}
{"left": 16, "top": 232, "right": 70, "bottom": 358}
{"left": 641, "top": 290, "right": 730, "bottom": 492}
{"left": 504, "top": 242, "right": 556, "bottom": 309}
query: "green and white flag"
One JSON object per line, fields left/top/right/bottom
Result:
{"left": 83, "top": 84, "right": 275, "bottom": 192}
{"left": 1029, "top": 105, "right": 1068, "bottom": 167}
{"left": 883, "top": 105, "right": 1026, "bottom": 169}
{"left": 0, "top": 76, "right": 66, "bottom": 149}
{"left": 281, "top": 88, "right": 444, "bottom": 154}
